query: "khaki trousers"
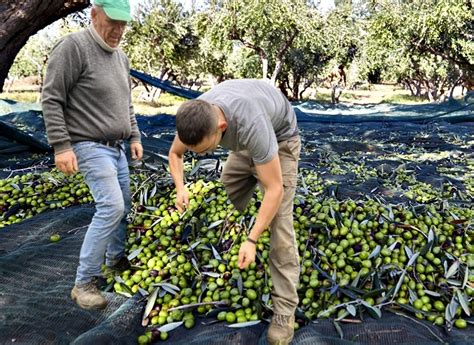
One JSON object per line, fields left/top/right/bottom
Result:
{"left": 221, "top": 136, "right": 301, "bottom": 315}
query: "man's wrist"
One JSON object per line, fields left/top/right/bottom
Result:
{"left": 246, "top": 237, "right": 257, "bottom": 245}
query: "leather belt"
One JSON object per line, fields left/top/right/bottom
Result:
{"left": 97, "top": 139, "right": 123, "bottom": 148}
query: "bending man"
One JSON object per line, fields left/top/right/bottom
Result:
{"left": 168, "top": 79, "right": 300, "bottom": 345}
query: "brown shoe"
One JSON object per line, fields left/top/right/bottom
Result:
{"left": 104, "top": 256, "right": 131, "bottom": 276}
{"left": 267, "top": 314, "right": 295, "bottom": 345}
{"left": 71, "top": 279, "right": 107, "bottom": 310}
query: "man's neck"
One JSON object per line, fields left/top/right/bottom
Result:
{"left": 89, "top": 25, "right": 117, "bottom": 53}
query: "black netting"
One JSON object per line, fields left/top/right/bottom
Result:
{"left": 1, "top": 98, "right": 474, "bottom": 344}
{"left": 0, "top": 205, "right": 143, "bottom": 344}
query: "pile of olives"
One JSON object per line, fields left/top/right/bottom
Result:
{"left": 0, "top": 165, "right": 472, "bottom": 344}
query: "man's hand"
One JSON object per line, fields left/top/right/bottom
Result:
{"left": 130, "top": 142, "right": 143, "bottom": 160}
{"left": 55, "top": 150, "right": 78, "bottom": 176}
{"left": 175, "top": 188, "right": 189, "bottom": 213}
{"left": 238, "top": 241, "right": 256, "bottom": 269}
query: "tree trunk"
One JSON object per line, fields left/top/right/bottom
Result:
{"left": 261, "top": 57, "right": 269, "bottom": 81}
{"left": 0, "top": 0, "right": 89, "bottom": 92}
{"left": 291, "top": 75, "right": 301, "bottom": 101}
{"left": 270, "top": 59, "right": 284, "bottom": 86}
{"left": 299, "top": 79, "right": 313, "bottom": 100}
{"left": 270, "top": 28, "right": 298, "bottom": 85}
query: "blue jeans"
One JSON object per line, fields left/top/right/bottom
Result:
{"left": 72, "top": 141, "right": 131, "bottom": 285}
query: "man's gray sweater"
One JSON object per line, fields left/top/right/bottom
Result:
{"left": 42, "top": 28, "right": 141, "bottom": 154}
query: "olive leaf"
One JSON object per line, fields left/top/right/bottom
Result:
{"left": 462, "top": 267, "right": 469, "bottom": 289}
{"left": 350, "top": 271, "right": 362, "bottom": 288}
{"left": 456, "top": 290, "right": 470, "bottom": 316}
{"left": 423, "top": 290, "right": 441, "bottom": 297}
{"left": 211, "top": 244, "right": 222, "bottom": 261}
{"left": 149, "top": 184, "right": 157, "bottom": 199}
{"left": 143, "top": 288, "right": 159, "bottom": 322}
{"left": 127, "top": 247, "right": 143, "bottom": 261}
{"left": 398, "top": 303, "right": 427, "bottom": 315}
{"left": 157, "top": 321, "right": 183, "bottom": 333}
{"left": 333, "top": 320, "right": 344, "bottom": 339}
{"left": 419, "top": 240, "right": 433, "bottom": 257}
{"left": 237, "top": 274, "right": 243, "bottom": 295}
{"left": 139, "top": 190, "right": 144, "bottom": 206}
{"left": 138, "top": 287, "right": 149, "bottom": 296}
{"left": 150, "top": 216, "right": 163, "bottom": 229}
{"left": 202, "top": 272, "right": 220, "bottom": 278}
{"left": 157, "top": 282, "right": 180, "bottom": 292}
{"left": 445, "top": 261, "right": 459, "bottom": 279}
{"left": 427, "top": 228, "right": 436, "bottom": 243}
{"left": 408, "top": 288, "right": 417, "bottom": 304}
{"left": 388, "top": 206, "right": 394, "bottom": 221}
{"left": 391, "top": 271, "right": 406, "bottom": 300}
{"left": 116, "top": 291, "right": 133, "bottom": 298}
{"left": 339, "top": 287, "right": 359, "bottom": 300}
{"left": 248, "top": 216, "right": 256, "bottom": 229}
{"left": 190, "top": 160, "right": 202, "bottom": 176}
{"left": 187, "top": 240, "right": 202, "bottom": 251}
{"left": 114, "top": 275, "right": 133, "bottom": 295}
{"left": 301, "top": 175, "right": 309, "bottom": 194}
{"left": 329, "top": 205, "right": 336, "bottom": 220}
{"left": 209, "top": 220, "right": 224, "bottom": 230}
{"left": 191, "top": 257, "right": 200, "bottom": 273}
{"left": 346, "top": 304, "right": 357, "bottom": 317}
{"left": 404, "top": 246, "right": 413, "bottom": 260}
{"left": 227, "top": 320, "right": 261, "bottom": 328}
{"left": 447, "top": 296, "right": 459, "bottom": 323}
{"left": 204, "top": 195, "right": 217, "bottom": 203}
{"left": 368, "top": 245, "right": 381, "bottom": 259}
{"left": 389, "top": 240, "right": 399, "bottom": 251}
{"left": 361, "top": 301, "right": 382, "bottom": 319}
{"left": 406, "top": 252, "right": 419, "bottom": 267}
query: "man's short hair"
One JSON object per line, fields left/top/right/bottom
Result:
{"left": 176, "top": 100, "right": 217, "bottom": 146}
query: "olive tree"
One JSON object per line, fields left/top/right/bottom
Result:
{"left": 365, "top": 0, "right": 473, "bottom": 101}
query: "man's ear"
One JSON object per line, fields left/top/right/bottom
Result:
{"left": 91, "top": 7, "right": 97, "bottom": 21}
{"left": 218, "top": 121, "right": 227, "bottom": 132}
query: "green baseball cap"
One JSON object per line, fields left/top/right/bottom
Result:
{"left": 94, "top": 0, "right": 131, "bottom": 22}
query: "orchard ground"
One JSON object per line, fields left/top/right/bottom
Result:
{"left": 3, "top": 77, "right": 463, "bottom": 116}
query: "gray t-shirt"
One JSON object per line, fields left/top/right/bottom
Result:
{"left": 199, "top": 79, "right": 298, "bottom": 164}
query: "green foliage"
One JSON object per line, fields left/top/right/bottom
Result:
{"left": 123, "top": 0, "right": 199, "bottom": 82}
{"left": 8, "top": 19, "right": 84, "bottom": 80}
{"left": 363, "top": 0, "right": 473, "bottom": 100}
{"left": 199, "top": 0, "right": 319, "bottom": 83}
{"left": 9, "top": 35, "right": 52, "bottom": 79}
{"left": 10, "top": 0, "right": 468, "bottom": 103}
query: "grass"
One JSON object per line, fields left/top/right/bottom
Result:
{"left": 0, "top": 90, "right": 187, "bottom": 115}
{"left": 131, "top": 91, "right": 186, "bottom": 115}
{"left": 0, "top": 91, "right": 39, "bottom": 104}
{"left": 306, "top": 84, "right": 429, "bottom": 105}
{"left": 382, "top": 93, "right": 427, "bottom": 104}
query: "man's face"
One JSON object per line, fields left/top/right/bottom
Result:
{"left": 189, "top": 129, "right": 222, "bottom": 155}
{"left": 92, "top": 7, "right": 127, "bottom": 48}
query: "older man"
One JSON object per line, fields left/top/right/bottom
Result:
{"left": 42, "top": 0, "right": 142, "bottom": 310}
{"left": 168, "top": 79, "right": 301, "bottom": 345}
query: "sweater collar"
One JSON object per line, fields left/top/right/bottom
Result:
{"left": 89, "top": 25, "right": 118, "bottom": 53}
